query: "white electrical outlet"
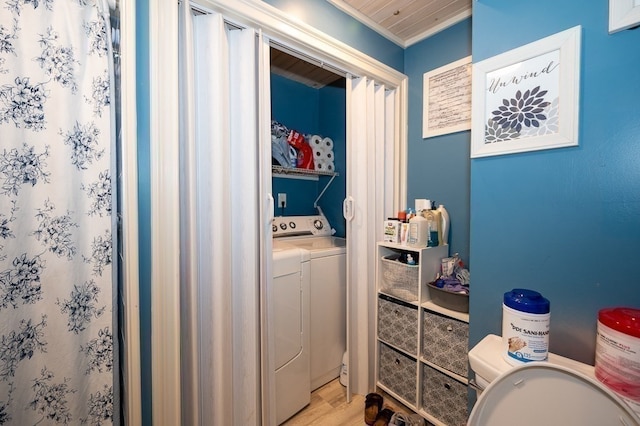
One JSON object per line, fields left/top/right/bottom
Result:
{"left": 277, "top": 193, "right": 287, "bottom": 208}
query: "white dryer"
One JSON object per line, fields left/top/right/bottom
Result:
{"left": 272, "top": 242, "right": 310, "bottom": 425}
{"left": 273, "top": 215, "right": 346, "bottom": 391}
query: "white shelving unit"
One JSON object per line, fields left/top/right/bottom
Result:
{"left": 375, "top": 242, "right": 470, "bottom": 426}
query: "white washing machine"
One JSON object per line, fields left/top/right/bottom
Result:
{"left": 272, "top": 242, "right": 310, "bottom": 425}
{"left": 273, "top": 214, "right": 347, "bottom": 391}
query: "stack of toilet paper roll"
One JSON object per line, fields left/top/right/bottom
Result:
{"left": 309, "top": 135, "right": 335, "bottom": 172}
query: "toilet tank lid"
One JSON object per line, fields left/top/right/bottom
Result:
{"left": 468, "top": 363, "right": 640, "bottom": 426}
{"left": 469, "top": 334, "right": 595, "bottom": 385}
{"left": 468, "top": 335, "right": 509, "bottom": 384}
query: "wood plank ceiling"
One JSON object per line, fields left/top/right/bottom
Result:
{"left": 270, "top": 48, "right": 344, "bottom": 89}
{"left": 328, "top": 0, "right": 472, "bottom": 47}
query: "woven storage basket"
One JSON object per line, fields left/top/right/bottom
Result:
{"left": 380, "top": 254, "right": 419, "bottom": 302}
{"left": 422, "top": 364, "right": 468, "bottom": 426}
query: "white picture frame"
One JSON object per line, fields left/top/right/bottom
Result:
{"left": 471, "top": 26, "right": 581, "bottom": 159}
{"left": 422, "top": 56, "right": 472, "bottom": 138}
{"left": 609, "top": 0, "right": 640, "bottom": 33}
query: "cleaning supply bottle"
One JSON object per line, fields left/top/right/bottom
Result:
{"left": 502, "top": 289, "right": 550, "bottom": 366}
{"left": 423, "top": 207, "right": 441, "bottom": 247}
{"left": 436, "top": 204, "right": 449, "bottom": 245}
{"left": 408, "top": 211, "right": 428, "bottom": 247}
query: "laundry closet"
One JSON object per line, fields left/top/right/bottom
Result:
{"left": 270, "top": 47, "right": 346, "bottom": 236}
{"left": 269, "top": 47, "right": 349, "bottom": 424}
{"left": 145, "top": 1, "right": 408, "bottom": 424}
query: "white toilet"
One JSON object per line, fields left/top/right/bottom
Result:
{"left": 468, "top": 334, "right": 640, "bottom": 426}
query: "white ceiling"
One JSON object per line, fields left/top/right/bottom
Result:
{"left": 328, "top": 0, "right": 472, "bottom": 48}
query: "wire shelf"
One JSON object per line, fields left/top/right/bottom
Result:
{"left": 271, "top": 165, "right": 338, "bottom": 178}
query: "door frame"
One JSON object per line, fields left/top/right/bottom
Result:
{"left": 119, "top": 0, "right": 141, "bottom": 424}
{"left": 146, "top": 0, "right": 408, "bottom": 423}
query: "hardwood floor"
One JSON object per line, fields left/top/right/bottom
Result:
{"left": 282, "top": 379, "right": 412, "bottom": 426}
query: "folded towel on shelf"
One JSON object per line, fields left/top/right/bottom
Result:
{"left": 271, "top": 134, "right": 291, "bottom": 167}
{"left": 271, "top": 120, "right": 294, "bottom": 168}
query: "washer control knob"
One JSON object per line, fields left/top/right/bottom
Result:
{"left": 289, "top": 222, "right": 296, "bottom": 229}
{"left": 279, "top": 222, "right": 287, "bottom": 230}
{"left": 272, "top": 224, "right": 277, "bottom": 233}
{"left": 313, "top": 219, "right": 324, "bottom": 230}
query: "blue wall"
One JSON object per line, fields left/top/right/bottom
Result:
{"left": 405, "top": 18, "right": 472, "bottom": 266}
{"left": 271, "top": 73, "right": 320, "bottom": 135}
{"left": 271, "top": 73, "right": 347, "bottom": 237}
{"left": 135, "top": 0, "right": 152, "bottom": 424}
{"left": 470, "top": 0, "right": 640, "bottom": 364}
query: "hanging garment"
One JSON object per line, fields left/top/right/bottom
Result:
{"left": 0, "top": 1, "right": 116, "bottom": 424}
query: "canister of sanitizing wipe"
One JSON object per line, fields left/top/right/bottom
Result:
{"left": 502, "top": 288, "right": 550, "bottom": 366}
{"left": 595, "top": 307, "right": 640, "bottom": 417}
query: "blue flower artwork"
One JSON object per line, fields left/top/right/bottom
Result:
{"left": 0, "top": 19, "right": 19, "bottom": 75}
{"left": 0, "top": 77, "right": 49, "bottom": 131}
{"left": 0, "top": 200, "right": 18, "bottom": 261}
{"left": 29, "top": 367, "right": 75, "bottom": 424}
{"left": 485, "top": 85, "right": 558, "bottom": 144}
{"left": 6, "top": 0, "right": 55, "bottom": 15}
{"left": 491, "top": 86, "right": 550, "bottom": 131}
{"left": 80, "top": 327, "right": 113, "bottom": 374}
{"left": 0, "top": 316, "right": 48, "bottom": 380}
{"left": 86, "top": 73, "right": 111, "bottom": 117}
{"left": 0, "top": 143, "right": 51, "bottom": 196}
{"left": 36, "top": 26, "right": 79, "bottom": 93}
{"left": 0, "top": 253, "right": 46, "bottom": 309}
{"left": 0, "top": 383, "right": 13, "bottom": 424}
{"left": 82, "top": 384, "right": 113, "bottom": 425}
{"left": 60, "top": 121, "right": 105, "bottom": 170}
{"left": 84, "top": 230, "right": 112, "bottom": 276}
{"left": 32, "top": 199, "right": 79, "bottom": 260}
{"left": 57, "top": 280, "right": 105, "bottom": 334}
{"left": 83, "top": 169, "right": 112, "bottom": 217}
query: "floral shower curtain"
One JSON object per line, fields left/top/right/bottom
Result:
{"left": 0, "top": 1, "right": 115, "bottom": 424}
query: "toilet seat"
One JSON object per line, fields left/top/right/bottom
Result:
{"left": 468, "top": 362, "right": 640, "bottom": 426}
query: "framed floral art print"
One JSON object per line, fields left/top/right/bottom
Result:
{"left": 471, "top": 26, "right": 581, "bottom": 158}
{"left": 609, "top": 0, "right": 640, "bottom": 33}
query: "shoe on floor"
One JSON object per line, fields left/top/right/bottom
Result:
{"left": 372, "top": 408, "right": 395, "bottom": 426}
{"left": 364, "top": 393, "right": 383, "bottom": 425}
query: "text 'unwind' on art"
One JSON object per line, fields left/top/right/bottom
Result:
{"left": 488, "top": 60, "right": 559, "bottom": 95}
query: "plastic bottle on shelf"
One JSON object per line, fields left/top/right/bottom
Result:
{"left": 408, "top": 211, "right": 428, "bottom": 247}
{"left": 437, "top": 204, "right": 449, "bottom": 245}
{"left": 423, "top": 208, "right": 441, "bottom": 247}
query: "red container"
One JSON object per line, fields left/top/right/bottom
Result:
{"left": 287, "top": 130, "right": 314, "bottom": 169}
{"left": 595, "top": 307, "right": 640, "bottom": 414}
